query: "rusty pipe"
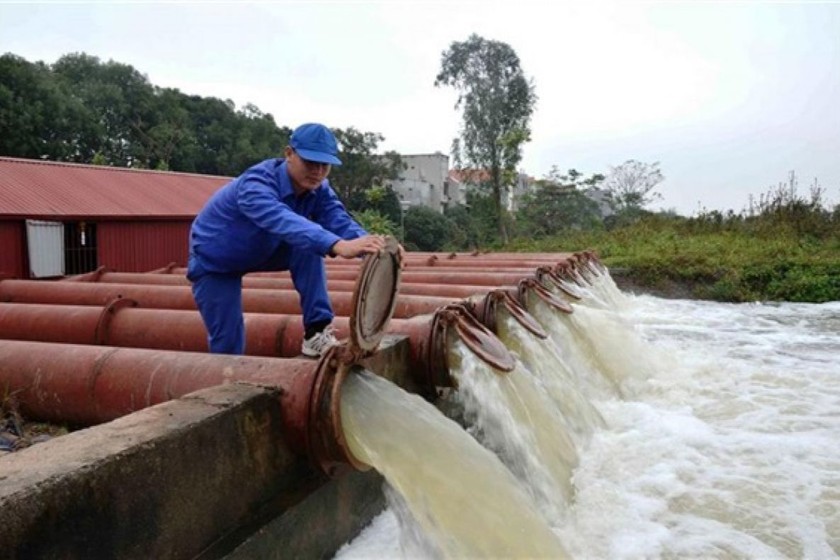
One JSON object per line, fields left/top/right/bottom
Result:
{"left": 61, "top": 270, "right": 505, "bottom": 299}
{"left": 0, "top": 301, "right": 517, "bottom": 394}
{"left": 0, "top": 340, "right": 363, "bottom": 476}
{"left": 85, "top": 268, "right": 549, "bottom": 286}
{"left": 77, "top": 268, "right": 554, "bottom": 292}
{"left": 411, "top": 251, "right": 575, "bottom": 260}
{"left": 0, "top": 280, "right": 457, "bottom": 319}
{"left": 0, "top": 301, "right": 302, "bottom": 356}
{"left": 326, "top": 258, "right": 566, "bottom": 270}
{"left": 330, "top": 269, "right": 541, "bottom": 287}
{"left": 389, "top": 304, "right": 516, "bottom": 397}
{"left": 62, "top": 266, "right": 581, "bottom": 304}
{"left": 0, "top": 280, "right": 554, "bottom": 344}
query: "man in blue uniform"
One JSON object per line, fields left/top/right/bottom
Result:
{"left": 188, "top": 122, "right": 389, "bottom": 357}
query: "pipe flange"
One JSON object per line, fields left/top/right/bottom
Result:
{"left": 348, "top": 236, "right": 402, "bottom": 355}
{"left": 307, "top": 345, "right": 370, "bottom": 478}
{"left": 520, "top": 278, "right": 574, "bottom": 314}
{"left": 483, "top": 290, "right": 547, "bottom": 339}
{"left": 439, "top": 304, "right": 516, "bottom": 373}
{"left": 93, "top": 297, "right": 137, "bottom": 345}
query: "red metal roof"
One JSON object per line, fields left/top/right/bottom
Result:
{"left": 0, "top": 157, "right": 231, "bottom": 220}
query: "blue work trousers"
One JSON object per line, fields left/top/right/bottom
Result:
{"left": 187, "top": 249, "right": 332, "bottom": 355}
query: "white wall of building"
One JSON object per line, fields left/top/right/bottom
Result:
{"left": 389, "top": 153, "right": 466, "bottom": 214}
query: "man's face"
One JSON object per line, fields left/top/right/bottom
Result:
{"left": 285, "top": 147, "right": 331, "bottom": 194}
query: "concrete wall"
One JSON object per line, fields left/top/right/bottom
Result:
{"left": 390, "top": 153, "right": 464, "bottom": 214}
{"left": 1, "top": 384, "right": 303, "bottom": 559}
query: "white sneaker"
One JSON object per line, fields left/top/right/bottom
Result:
{"left": 301, "top": 325, "right": 340, "bottom": 357}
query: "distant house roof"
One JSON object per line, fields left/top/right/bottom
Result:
{"left": 0, "top": 157, "right": 231, "bottom": 220}
{"left": 448, "top": 169, "right": 535, "bottom": 186}
{"left": 448, "top": 169, "right": 490, "bottom": 184}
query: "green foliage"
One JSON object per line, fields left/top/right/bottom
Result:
{"left": 464, "top": 191, "right": 507, "bottom": 248}
{"left": 404, "top": 206, "right": 455, "bottom": 251}
{"left": 346, "top": 184, "right": 403, "bottom": 227}
{"left": 435, "top": 34, "right": 537, "bottom": 244}
{"left": 0, "top": 53, "right": 95, "bottom": 161}
{"left": 329, "top": 128, "right": 404, "bottom": 204}
{"left": 443, "top": 204, "right": 481, "bottom": 250}
{"left": 51, "top": 53, "right": 155, "bottom": 166}
{"left": 0, "top": 52, "right": 386, "bottom": 180}
{"left": 351, "top": 209, "right": 397, "bottom": 236}
{"left": 516, "top": 166, "right": 605, "bottom": 237}
{"left": 504, "top": 199, "right": 840, "bottom": 303}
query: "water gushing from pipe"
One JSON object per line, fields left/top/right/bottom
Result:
{"left": 448, "top": 342, "right": 579, "bottom": 526}
{"left": 496, "top": 314, "right": 607, "bottom": 447}
{"left": 339, "top": 369, "right": 568, "bottom": 558}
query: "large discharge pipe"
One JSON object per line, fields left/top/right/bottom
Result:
{"left": 0, "top": 300, "right": 519, "bottom": 396}
{"left": 0, "top": 278, "right": 572, "bottom": 326}
{"left": 69, "top": 268, "right": 549, "bottom": 290}
{"left": 1, "top": 280, "right": 456, "bottom": 319}
{"left": 0, "top": 339, "right": 363, "bottom": 476}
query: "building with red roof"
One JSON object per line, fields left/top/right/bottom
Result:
{"left": 0, "top": 157, "right": 229, "bottom": 278}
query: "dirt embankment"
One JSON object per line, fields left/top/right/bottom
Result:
{"left": 609, "top": 268, "right": 704, "bottom": 300}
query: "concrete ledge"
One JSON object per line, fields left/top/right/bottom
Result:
{"left": 222, "top": 468, "right": 385, "bottom": 559}
{"left": 0, "top": 383, "right": 304, "bottom": 559}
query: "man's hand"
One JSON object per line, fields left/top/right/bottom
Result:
{"left": 332, "top": 235, "right": 387, "bottom": 258}
{"left": 395, "top": 242, "right": 407, "bottom": 269}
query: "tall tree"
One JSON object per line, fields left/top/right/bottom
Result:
{"left": 435, "top": 34, "right": 536, "bottom": 244}
{"left": 0, "top": 53, "right": 95, "bottom": 161}
{"left": 603, "top": 159, "right": 664, "bottom": 212}
{"left": 52, "top": 52, "right": 156, "bottom": 167}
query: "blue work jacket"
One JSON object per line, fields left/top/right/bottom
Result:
{"left": 190, "top": 158, "right": 366, "bottom": 274}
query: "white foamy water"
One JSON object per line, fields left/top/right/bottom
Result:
{"left": 337, "top": 286, "right": 840, "bottom": 559}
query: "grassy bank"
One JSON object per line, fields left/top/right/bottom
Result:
{"left": 504, "top": 217, "right": 840, "bottom": 303}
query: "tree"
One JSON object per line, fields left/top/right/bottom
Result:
{"left": 516, "top": 166, "right": 605, "bottom": 237}
{"left": 404, "top": 205, "right": 454, "bottom": 251}
{"left": 52, "top": 52, "right": 156, "bottom": 167}
{"left": 329, "top": 127, "right": 404, "bottom": 205}
{"left": 132, "top": 87, "right": 195, "bottom": 170}
{"left": 1, "top": 52, "right": 405, "bottom": 183}
{"left": 435, "top": 34, "right": 536, "bottom": 244}
{"left": 0, "top": 53, "right": 95, "bottom": 161}
{"left": 351, "top": 209, "right": 397, "bottom": 236}
{"left": 444, "top": 203, "right": 481, "bottom": 250}
{"left": 603, "top": 159, "right": 664, "bottom": 213}
{"left": 348, "top": 184, "right": 403, "bottom": 227}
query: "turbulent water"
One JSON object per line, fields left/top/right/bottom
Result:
{"left": 336, "top": 279, "right": 840, "bottom": 559}
{"left": 339, "top": 370, "right": 569, "bottom": 558}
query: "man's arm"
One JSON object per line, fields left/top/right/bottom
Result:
{"left": 239, "top": 174, "right": 341, "bottom": 255}
{"left": 316, "top": 183, "right": 368, "bottom": 240}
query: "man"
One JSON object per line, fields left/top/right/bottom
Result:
{"left": 188, "top": 122, "right": 390, "bottom": 357}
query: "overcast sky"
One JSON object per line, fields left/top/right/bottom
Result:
{"left": 2, "top": 1, "right": 838, "bottom": 215}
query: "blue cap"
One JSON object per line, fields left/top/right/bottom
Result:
{"left": 290, "top": 123, "right": 342, "bottom": 166}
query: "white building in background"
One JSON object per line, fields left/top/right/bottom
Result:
{"left": 505, "top": 171, "right": 536, "bottom": 213}
{"left": 388, "top": 153, "right": 466, "bottom": 214}
{"left": 447, "top": 168, "right": 536, "bottom": 213}
{"left": 389, "top": 154, "right": 614, "bottom": 220}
